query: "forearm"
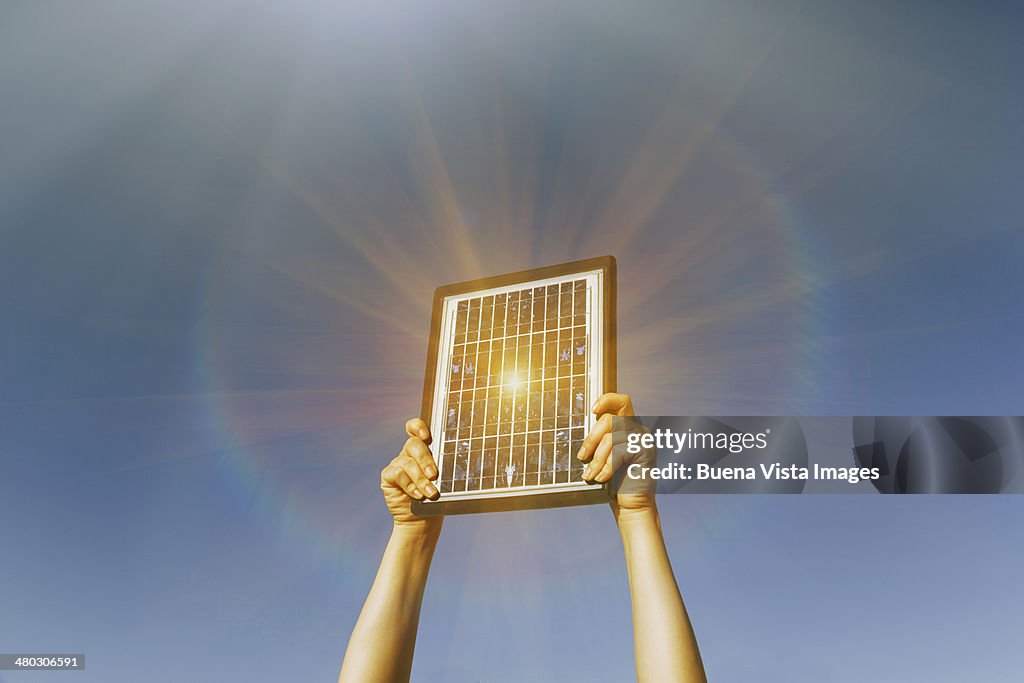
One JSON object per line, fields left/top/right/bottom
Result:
{"left": 618, "top": 508, "right": 706, "bottom": 683}
{"left": 339, "top": 523, "right": 442, "bottom": 683}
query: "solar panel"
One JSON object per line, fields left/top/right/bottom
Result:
{"left": 412, "top": 256, "right": 616, "bottom": 515}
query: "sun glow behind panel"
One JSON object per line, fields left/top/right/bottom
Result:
{"left": 424, "top": 268, "right": 606, "bottom": 508}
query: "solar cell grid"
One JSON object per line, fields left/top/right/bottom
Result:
{"left": 437, "top": 278, "right": 591, "bottom": 494}
{"left": 415, "top": 257, "right": 614, "bottom": 515}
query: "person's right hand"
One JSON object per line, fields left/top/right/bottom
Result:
{"left": 576, "top": 392, "right": 658, "bottom": 525}
{"left": 380, "top": 419, "right": 443, "bottom": 533}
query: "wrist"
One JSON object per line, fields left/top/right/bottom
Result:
{"left": 615, "top": 505, "right": 660, "bottom": 536}
{"left": 392, "top": 518, "right": 443, "bottom": 545}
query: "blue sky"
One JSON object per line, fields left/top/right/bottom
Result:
{"left": 2, "top": 1, "right": 1023, "bottom": 681}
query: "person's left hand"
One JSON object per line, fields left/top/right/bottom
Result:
{"left": 576, "top": 392, "right": 657, "bottom": 524}
{"left": 379, "top": 419, "right": 443, "bottom": 536}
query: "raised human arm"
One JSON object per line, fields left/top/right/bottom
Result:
{"left": 578, "top": 393, "right": 707, "bottom": 683}
{"left": 615, "top": 504, "right": 706, "bottom": 682}
{"left": 338, "top": 419, "right": 443, "bottom": 683}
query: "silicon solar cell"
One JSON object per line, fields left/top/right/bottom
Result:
{"left": 413, "top": 257, "right": 616, "bottom": 516}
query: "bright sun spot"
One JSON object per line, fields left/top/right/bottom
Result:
{"left": 504, "top": 372, "right": 524, "bottom": 392}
